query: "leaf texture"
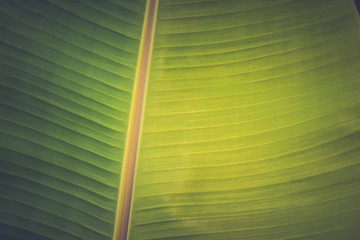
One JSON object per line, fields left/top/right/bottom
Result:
{"left": 1, "top": 0, "right": 360, "bottom": 240}
{"left": 128, "top": 0, "right": 360, "bottom": 239}
{"left": 0, "top": 0, "right": 146, "bottom": 239}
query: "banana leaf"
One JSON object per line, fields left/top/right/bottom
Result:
{"left": 1, "top": 0, "right": 360, "bottom": 239}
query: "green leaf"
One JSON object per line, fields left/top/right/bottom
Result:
{"left": 0, "top": 0, "right": 146, "bottom": 239}
{"left": 128, "top": 0, "right": 360, "bottom": 239}
{"left": 1, "top": 0, "right": 360, "bottom": 240}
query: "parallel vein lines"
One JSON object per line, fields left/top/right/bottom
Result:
{"left": 128, "top": 1, "right": 360, "bottom": 239}
{"left": 0, "top": 0, "right": 147, "bottom": 239}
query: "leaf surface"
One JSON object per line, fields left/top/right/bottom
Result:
{"left": 128, "top": 0, "right": 360, "bottom": 239}
{"left": 0, "top": 1, "right": 146, "bottom": 239}
{"left": 1, "top": 1, "right": 360, "bottom": 240}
